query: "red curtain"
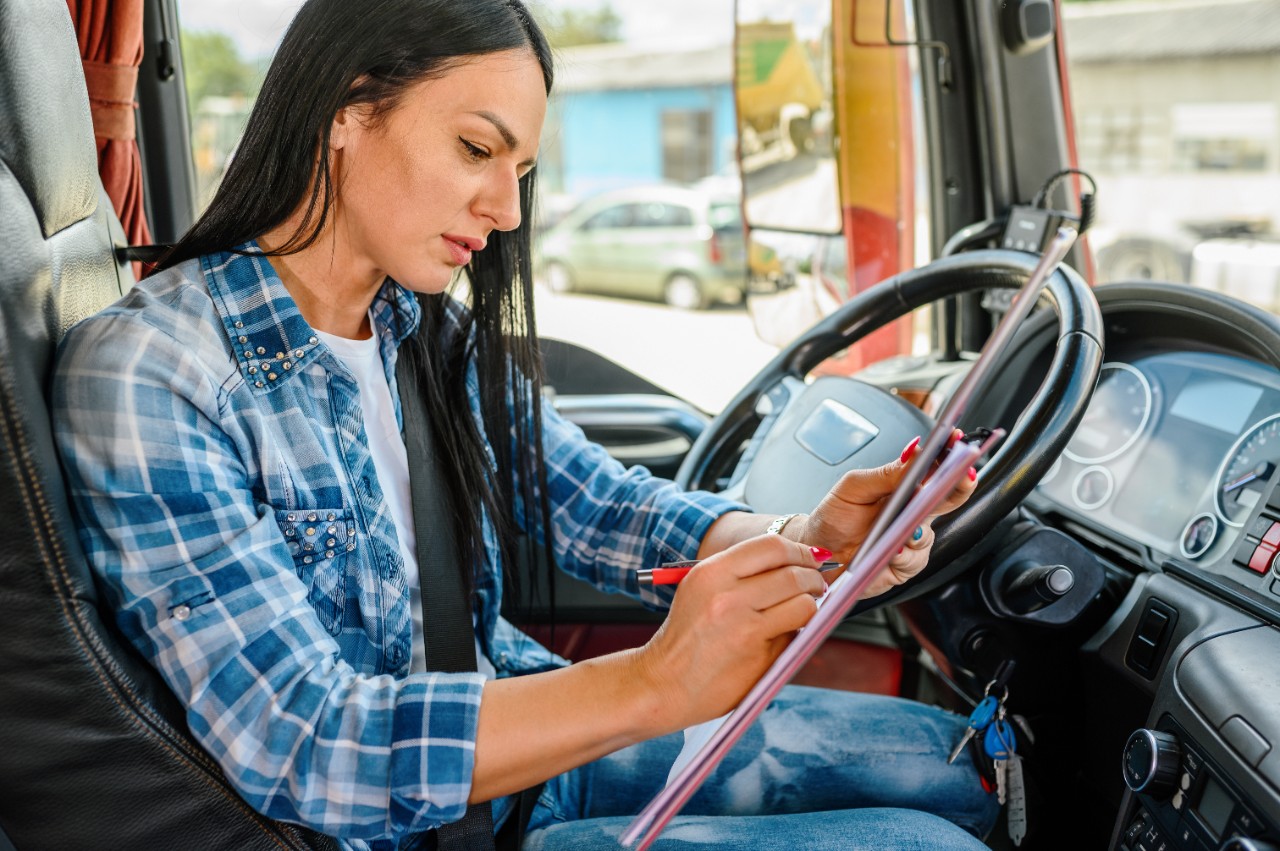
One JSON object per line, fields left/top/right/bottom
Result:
{"left": 67, "top": 0, "right": 152, "bottom": 276}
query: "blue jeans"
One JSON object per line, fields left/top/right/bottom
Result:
{"left": 523, "top": 685, "right": 999, "bottom": 850}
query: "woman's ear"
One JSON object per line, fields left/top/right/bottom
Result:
{"left": 330, "top": 105, "right": 355, "bottom": 152}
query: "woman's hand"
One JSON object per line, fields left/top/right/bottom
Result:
{"left": 634, "top": 535, "right": 831, "bottom": 728}
{"left": 792, "top": 430, "right": 977, "bottom": 599}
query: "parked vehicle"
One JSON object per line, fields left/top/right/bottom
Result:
{"left": 536, "top": 184, "right": 747, "bottom": 309}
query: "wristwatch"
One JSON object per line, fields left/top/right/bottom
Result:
{"left": 766, "top": 513, "right": 801, "bottom": 536}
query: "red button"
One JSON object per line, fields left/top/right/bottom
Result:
{"left": 1263, "top": 522, "right": 1280, "bottom": 547}
{"left": 1248, "top": 542, "right": 1276, "bottom": 574}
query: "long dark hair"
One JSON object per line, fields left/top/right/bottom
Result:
{"left": 159, "top": 0, "right": 556, "bottom": 614}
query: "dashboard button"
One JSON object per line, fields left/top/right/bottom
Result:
{"left": 1248, "top": 542, "right": 1276, "bottom": 574}
{"left": 1263, "top": 522, "right": 1280, "bottom": 547}
{"left": 1237, "top": 539, "right": 1261, "bottom": 568}
{"left": 1248, "top": 514, "right": 1275, "bottom": 541}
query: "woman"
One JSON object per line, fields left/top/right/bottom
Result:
{"left": 52, "top": 0, "right": 997, "bottom": 848}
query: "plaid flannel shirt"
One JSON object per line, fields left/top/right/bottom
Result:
{"left": 51, "top": 247, "right": 743, "bottom": 847}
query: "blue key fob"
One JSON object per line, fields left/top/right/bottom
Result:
{"left": 969, "top": 695, "right": 999, "bottom": 729}
{"left": 984, "top": 719, "right": 1017, "bottom": 760}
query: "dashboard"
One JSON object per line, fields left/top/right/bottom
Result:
{"left": 1031, "top": 350, "right": 1280, "bottom": 592}
{"left": 904, "top": 281, "right": 1280, "bottom": 850}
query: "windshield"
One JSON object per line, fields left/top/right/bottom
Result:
{"left": 1063, "top": 0, "right": 1280, "bottom": 317}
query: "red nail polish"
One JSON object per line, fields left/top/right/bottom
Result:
{"left": 947, "top": 429, "right": 961, "bottom": 449}
{"left": 968, "top": 466, "right": 978, "bottom": 482}
{"left": 900, "top": 436, "right": 920, "bottom": 463}
{"left": 810, "top": 546, "right": 833, "bottom": 561}
{"left": 897, "top": 546, "right": 904, "bottom": 555}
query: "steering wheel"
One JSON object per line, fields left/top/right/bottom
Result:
{"left": 675, "top": 249, "right": 1104, "bottom": 606}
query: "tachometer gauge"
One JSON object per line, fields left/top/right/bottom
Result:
{"left": 1216, "top": 413, "right": 1280, "bottom": 527}
{"left": 1064, "top": 362, "right": 1153, "bottom": 464}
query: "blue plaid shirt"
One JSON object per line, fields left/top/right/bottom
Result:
{"left": 51, "top": 247, "right": 743, "bottom": 847}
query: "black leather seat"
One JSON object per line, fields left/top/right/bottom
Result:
{"left": 0, "top": 0, "right": 333, "bottom": 846}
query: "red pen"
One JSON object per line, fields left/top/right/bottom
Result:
{"left": 637, "top": 560, "right": 843, "bottom": 587}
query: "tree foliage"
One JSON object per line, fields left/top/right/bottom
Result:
{"left": 533, "top": 2, "right": 623, "bottom": 47}
{"left": 181, "top": 30, "right": 259, "bottom": 110}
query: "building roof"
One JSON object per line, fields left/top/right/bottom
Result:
{"left": 554, "top": 41, "right": 732, "bottom": 93}
{"left": 549, "top": 0, "right": 1280, "bottom": 91}
{"left": 1063, "top": 0, "right": 1280, "bottom": 63}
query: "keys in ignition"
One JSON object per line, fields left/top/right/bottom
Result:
{"left": 948, "top": 694, "right": 999, "bottom": 764}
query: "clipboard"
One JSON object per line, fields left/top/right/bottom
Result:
{"left": 621, "top": 227, "right": 1079, "bottom": 850}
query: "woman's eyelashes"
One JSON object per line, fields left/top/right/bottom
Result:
{"left": 459, "top": 137, "right": 491, "bottom": 162}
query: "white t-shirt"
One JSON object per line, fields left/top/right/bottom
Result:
{"left": 315, "top": 322, "right": 495, "bottom": 679}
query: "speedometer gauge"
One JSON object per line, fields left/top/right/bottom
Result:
{"left": 1216, "top": 413, "right": 1280, "bottom": 527}
{"left": 1064, "top": 362, "right": 1153, "bottom": 464}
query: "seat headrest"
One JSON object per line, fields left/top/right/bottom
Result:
{"left": 0, "top": 0, "right": 100, "bottom": 239}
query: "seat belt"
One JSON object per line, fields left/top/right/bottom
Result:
{"left": 398, "top": 352, "right": 498, "bottom": 851}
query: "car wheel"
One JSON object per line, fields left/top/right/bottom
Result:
{"left": 545, "top": 262, "right": 574, "bottom": 294}
{"left": 664, "top": 273, "right": 706, "bottom": 310}
{"left": 1096, "top": 237, "right": 1191, "bottom": 284}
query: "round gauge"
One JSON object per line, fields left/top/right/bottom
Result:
{"left": 1179, "top": 513, "right": 1219, "bottom": 560}
{"left": 1073, "top": 465, "right": 1114, "bottom": 510}
{"left": 1064, "top": 362, "right": 1153, "bottom": 464}
{"left": 1216, "top": 413, "right": 1280, "bottom": 527}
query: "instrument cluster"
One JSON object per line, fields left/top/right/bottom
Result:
{"left": 1033, "top": 350, "right": 1280, "bottom": 569}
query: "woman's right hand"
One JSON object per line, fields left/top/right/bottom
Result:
{"left": 634, "top": 535, "right": 831, "bottom": 730}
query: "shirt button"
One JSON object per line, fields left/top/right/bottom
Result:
{"left": 172, "top": 605, "right": 191, "bottom": 621}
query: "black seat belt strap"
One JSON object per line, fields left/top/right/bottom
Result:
{"left": 398, "top": 351, "right": 497, "bottom": 850}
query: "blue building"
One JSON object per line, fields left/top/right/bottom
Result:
{"left": 540, "top": 41, "right": 736, "bottom": 204}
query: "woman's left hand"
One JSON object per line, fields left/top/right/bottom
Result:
{"left": 789, "top": 430, "right": 977, "bottom": 599}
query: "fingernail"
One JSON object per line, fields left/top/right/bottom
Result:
{"left": 897, "top": 546, "right": 904, "bottom": 554}
{"left": 900, "top": 436, "right": 920, "bottom": 463}
{"left": 810, "top": 546, "right": 833, "bottom": 561}
{"left": 968, "top": 466, "right": 978, "bottom": 482}
{"left": 947, "top": 429, "right": 962, "bottom": 449}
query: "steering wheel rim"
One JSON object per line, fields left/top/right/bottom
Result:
{"left": 675, "top": 249, "right": 1105, "bottom": 605}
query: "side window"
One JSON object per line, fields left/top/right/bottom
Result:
{"left": 178, "top": 0, "right": 782, "bottom": 415}
{"left": 634, "top": 203, "right": 694, "bottom": 228}
{"left": 581, "top": 205, "right": 634, "bottom": 230}
{"left": 176, "top": 5, "right": 294, "bottom": 212}
{"left": 661, "top": 110, "right": 714, "bottom": 184}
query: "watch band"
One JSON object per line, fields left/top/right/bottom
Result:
{"left": 766, "top": 513, "right": 801, "bottom": 536}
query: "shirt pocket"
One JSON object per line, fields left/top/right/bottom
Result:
{"left": 275, "top": 507, "right": 356, "bottom": 635}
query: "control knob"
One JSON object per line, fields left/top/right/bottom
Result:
{"left": 1123, "top": 728, "right": 1181, "bottom": 797}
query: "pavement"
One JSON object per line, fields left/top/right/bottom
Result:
{"left": 533, "top": 287, "right": 781, "bottom": 414}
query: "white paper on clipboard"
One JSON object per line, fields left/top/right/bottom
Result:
{"left": 623, "top": 228, "right": 1079, "bottom": 850}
